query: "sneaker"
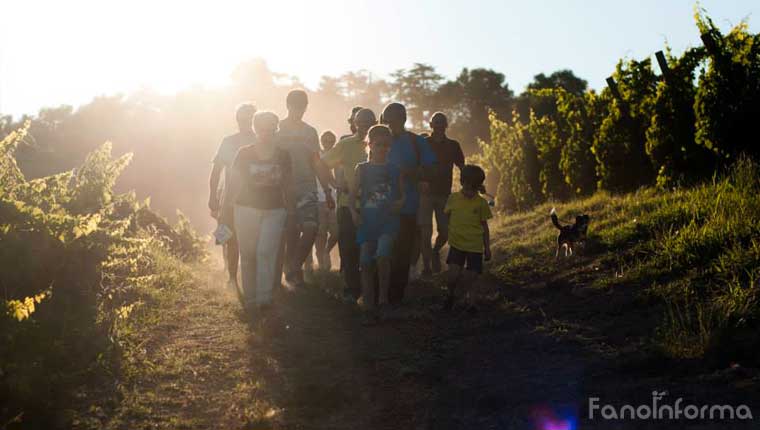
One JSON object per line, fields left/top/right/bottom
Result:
{"left": 431, "top": 251, "right": 442, "bottom": 273}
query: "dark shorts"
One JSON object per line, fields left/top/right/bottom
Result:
{"left": 446, "top": 246, "right": 483, "bottom": 274}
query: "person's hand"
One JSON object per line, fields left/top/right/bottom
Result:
{"left": 210, "top": 209, "right": 220, "bottom": 220}
{"left": 418, "top": 181, "right": 430, "bottom": 194}
{"left": 326, "top": 194, "right": 336, "bottom": 210}
{"left": 484, "top": 247, "right": 492, "bottom": 262}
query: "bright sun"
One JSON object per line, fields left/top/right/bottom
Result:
{"left": 3, "top": 0, "right": 359, "bottom": 114}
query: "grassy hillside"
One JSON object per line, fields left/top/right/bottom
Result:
{"left": 487, "top": 158, "right": 760, "bottom": 363}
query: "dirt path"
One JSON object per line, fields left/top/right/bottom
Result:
{"left": 99, "top": 263, "right": 759, "bottom": 430}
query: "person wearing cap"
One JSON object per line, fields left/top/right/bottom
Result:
{"left": 381, "top": 102, "right": 437, "bottom": 304}
{"left": 208, "top": 102, "right": 257, "bottom": 290}
{"left": 322, "top": 108, "right": 377, "bottom": 299}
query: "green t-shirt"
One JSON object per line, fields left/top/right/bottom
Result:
{"left": 321, "top": 134, "right": 367, "bottom": 208}
{"left": 444, "top": 191, "right": 493, "bottom": 253}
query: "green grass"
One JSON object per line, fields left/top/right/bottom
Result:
{"left": 489, "top": 158, "right": 760, "bottom": 360}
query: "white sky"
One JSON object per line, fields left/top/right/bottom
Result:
{"left": 1, "top": 0, "right": 757, "bottom": 117}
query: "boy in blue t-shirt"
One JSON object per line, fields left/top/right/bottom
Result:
{"left": 348, "top": 125, "right": 405, "bottom": 311}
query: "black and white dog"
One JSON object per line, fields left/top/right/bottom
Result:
{"left": 550, "top": 208, "right": 590, "bottom": 258}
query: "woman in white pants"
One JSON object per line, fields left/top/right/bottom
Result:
{"left": 221, "top": 111, "right": 293, "bottom": 313}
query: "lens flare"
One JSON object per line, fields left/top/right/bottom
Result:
{"left": 530, "top": 405, "right": 577, "bottom": 430}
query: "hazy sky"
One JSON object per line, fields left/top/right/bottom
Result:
{"left": 1, "top": 0, "right": 757, "bottom": 117}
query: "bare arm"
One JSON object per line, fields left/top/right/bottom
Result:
{"left": 312, "top": 154, "right": 336, "bottom": 208}
{"left": 208, "top": 163, "right": 223, "bottom": 213}
{"left": 348, "top": 165, "right": 361, "bottom": 223}
{"left": 219, "top": 167, "right": 241, "bottom": 227}
{"left": 454, "top": 140, "right": 465, "bottom": 170}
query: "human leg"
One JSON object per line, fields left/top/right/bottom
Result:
{"left": 417, "top": 195, "right": 434, "bottom": 275}
{"left": 225, "top": 233, "right": 240, "bottom": 282}
{"left": 234, "top": 205, "right": 262, "bottom": 309}
{"left": 255, "top": 208, "right": 287, "bottom": 305}
{"left": 314, "top": 202, "right": 329, "bottom": 270}
{"left": 292, "top": 201, "right": 319, "bottom": 280}
{"left": 444, "top": 246, "right": 469, "bottom": 310}
{"left": 359, "top": 241, "right": 378, "bottom": 310}
{"left": 337, "top": 206, "right": 361, "bottom": 295}
{"left": 444, "top": 263, "right": 464, "bottom": 311}
{"left": 431, "top": 196, "right": 449, "bottom": 273}
{"left": 283, "top": 214, "right": 300, "bottom": 283}
{"left": 325, "top": 208, "right": 339, "bottom": 270}
{"left": 376, "top": 234, "right": 395, "bottom": 306}
{"left": 389, "top": 215, "right": 416, "bottom": 304}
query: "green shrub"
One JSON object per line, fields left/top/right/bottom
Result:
{"left": 694, "top": 11, "right": 760, "bottom": 161}
{"left": 593, "top": 59, "right": 657, "bottom": 192}
{"left": 0, "top": 125, "right": 207, "bottom": 428}
{"left": 646, "top": 47, "right": 716, "bottom": 187}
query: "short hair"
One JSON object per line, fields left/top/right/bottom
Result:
{"left": 236, "top": 102, "right": 257, "bottom": 120}
{"left": 367, "top": 124, "right": 392, "bottom": 143}
{"left": 286, "top": 89, "right": 308, "bottom": 108}
{"left": 382, "top": 102, "right": 406, "bottom": 122}
{"left": 461, "top": 164, "right": 486, "bottom": 189}
{"left": 348, "top": 106, "right": 364, "bottom": 122}
{"left": 253, "top": 111, "right": 279, "bottom": 133}
{"left": 354, "top": 108, "right": 377, "bottom": 125}
{"left": 321, "top": 130, "right": 336, "bottom": 142}
{"left": 430, "top": 111, "right": 448, "bottom": 125}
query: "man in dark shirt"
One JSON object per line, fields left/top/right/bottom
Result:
{"left": 382, "top": 103, "right": 437, "bottom": 304}
{"left": 418, "top": 112, "right": 465, "bottom": 274}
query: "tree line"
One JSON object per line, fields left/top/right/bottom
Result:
{"left": 2, "top": 11, "right": 757, "bottom": 225}
{"left": 474, "top": 11, "right": 760, "bottom": 211}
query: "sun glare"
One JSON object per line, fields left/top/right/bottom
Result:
{"left": 3, "top": 0, "right": 360, "bottom": 113}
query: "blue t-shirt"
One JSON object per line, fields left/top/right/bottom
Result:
{"left": 387, "top": 132, "right": 437, "bottom": 215}
{"left": 356, "top": 162, "right": 401, "bottom": 244}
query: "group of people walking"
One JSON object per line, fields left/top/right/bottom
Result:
{"left": 208, "top": 89, "right": 493, "bottom": 318}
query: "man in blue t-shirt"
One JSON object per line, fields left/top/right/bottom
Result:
{"left": 381, "top": 103, "right": 437, "bottom": 304}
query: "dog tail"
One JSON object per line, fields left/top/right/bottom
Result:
{"left": 550, "top": 207, "right": 562, "bottom": 230}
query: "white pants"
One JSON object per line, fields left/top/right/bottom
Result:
{"left": 234, "top": 205, "right": 287, "bottom": 307}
